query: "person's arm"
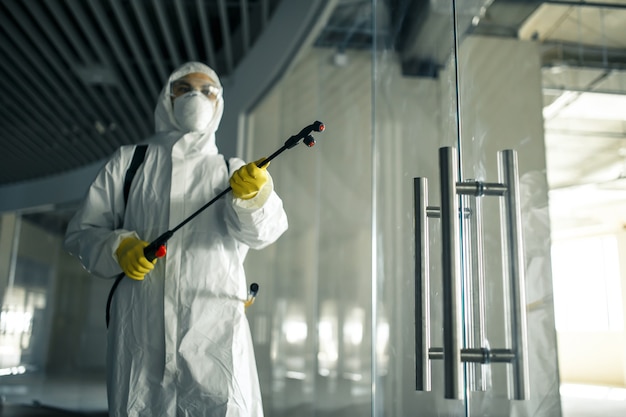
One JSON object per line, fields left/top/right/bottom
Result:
{"left": 225, "top": 159, "right": 288, "bottom": 249}
{"left": 64, "top": 147, "right": 140, "bottom": 278}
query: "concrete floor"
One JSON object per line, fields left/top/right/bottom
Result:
{"left": 1, "top": 374, "right": 625, "bottom": 416}
{"left": 560, "top": 384, "right": 626, "bottom": 417}
{"left": 0, "top": 373, "right": 107, "bottom": 416}
{"left": 0, "top": 404, "right": 107, "bottom": 417}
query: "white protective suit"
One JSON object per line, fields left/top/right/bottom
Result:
{"left": 64, "top": 62, "right": 288, "bottom": 417}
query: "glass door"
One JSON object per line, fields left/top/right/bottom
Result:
{"left": 373, "top": 0, "right": 561, "bottom": 416}
{"left": 370, "top": 0, "right": 464, "bottom": 414}
{"left": 241, "top": 41, "right": 376, "bottom": 416}
{"left": 241, "top": 0, "right": 561, "bottom": 415}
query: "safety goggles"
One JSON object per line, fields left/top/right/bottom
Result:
{"left": 170, "top": 78, "right": 222, "bottom": 101}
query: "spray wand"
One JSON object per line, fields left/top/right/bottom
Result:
{"left": 143, "top": 120, "right": 325, "bottom": 261}
{"left": 106, "top": 121, "right": 325, "bottom": 326}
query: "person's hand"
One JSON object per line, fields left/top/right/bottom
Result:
{"left": 115, "top": 237, "right": 156, "bottom": 280}
{"left": 230, "top": 158, "right": 269, "bottom": 200}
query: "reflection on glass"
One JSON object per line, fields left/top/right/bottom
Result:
{"left": 0, "top": 210, "right": 112, "bottom": 410}
{"left": 283, "top": 317, "right": 308, "bottom": 345}
{"left": 375, "top": 317, "right": 389, "bottom": 377}
{"left": 0, "top": 291, "right": 36, "bottom": 370}
{"left": 0, "top": 216, "right": 50, "bottom": 375}
{"left": 343, "top": 307, "right": 364, "bottom": 346}
{"left": 343, "top": 306, "right": 365, "bottom": 382}
{"left": 318, "top": 301, "right": 338, "bottom": 377}
{"left": 275, "top": 301, "right": 309, "bottom": 382}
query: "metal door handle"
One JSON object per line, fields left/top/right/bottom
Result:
{"left": 413, "top": 177, "right": 431, "bottom": 391}
{"left": 413, "top": 147, "right": 530, "bottom": 401}
{"left": 498, "top": 149, "right": 530, "bottom": 400}
{"left": 463, "top": 190, "right": 487, "bottom": 392}
{"left": 439, "top": 147, "right": 464, "bottom": 400}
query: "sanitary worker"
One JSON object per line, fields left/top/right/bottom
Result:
{"left": 64, "top": 61, "right": 288, "bottom": 417}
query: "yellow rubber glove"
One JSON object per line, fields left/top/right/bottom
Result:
{"left": 230, "top": 158, "right": 269, "bottom": 200}
{"left": 115, "top": 237, "right": 156, "bottom": 280}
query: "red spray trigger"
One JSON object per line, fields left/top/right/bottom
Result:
{"left": 155, "top": 245, "right": 167, "bottom": 258}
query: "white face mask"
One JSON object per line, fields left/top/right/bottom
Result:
{"left": 172, "top": 92, "right": 215, "bottom": 132}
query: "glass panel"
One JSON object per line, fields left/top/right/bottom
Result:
{"left": 0, "top": 210, "right": 108, "bottom": 412}
{"left": 0, "top": 214, "right": 55, "bottom": 375}
{"left": 243, "top": 40, "right": 374, "bottom": 416}
{"left": 371, "top": 0, "right": 465, "bottom": 415}
{"left": 372, "top": 0, "right": 562, "bottom": 415}
{"left": 455, "top": 1, "right": 562, "bottom": 415}
{"left": 246, "top": 0, "right": 562, "bottom": 415}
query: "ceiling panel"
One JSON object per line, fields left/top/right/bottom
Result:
{"left": 521, "top": 2, "right": 626, "bottom": 47}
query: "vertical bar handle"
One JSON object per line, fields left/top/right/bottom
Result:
{"left": 498, "top": 149, "right": 530, "bottom": 400}
{"left": 464, "top": 193, "right": 488, "bottom": 391}
{"left": 439, "top": 147, "right": 464, "bottom": 400}
{"left": 414, "top": 177, "right": 431, "bottom": 391}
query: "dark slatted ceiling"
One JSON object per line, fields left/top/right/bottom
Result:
{"left": 2, "top": 0, "right": 626, "bottom": 190}
{"left": 0, "top": 0, "right": 280, "bottom": 185}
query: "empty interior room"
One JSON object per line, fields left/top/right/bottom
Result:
{"left": 1, "top": 1, "right": 626, "bottom": 416}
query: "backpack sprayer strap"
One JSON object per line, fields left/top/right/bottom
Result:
{"left": 106, "top": 145, "right": 148, "bottom": 328}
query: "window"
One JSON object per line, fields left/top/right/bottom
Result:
{"left": 551, "top": 235, "right": 624, "bottom": 332}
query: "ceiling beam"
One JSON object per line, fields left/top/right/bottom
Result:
{"left": 111, "top": 0, "right": 161, "bottom": 94}
{"left": 197, "top": 0, "right": 219, "bottom": 70}
{"left": 131, "top": 0, "right": 169, "bottom": 82}
{"left": 40, "top": 0, "right": 136, "bottom": 145}
{"left": 0, "top": 8, "right": 105, "bottom": 165}
{"left": 66, "top": 0, "right": 152, "bottom": 139}
{"left": 86, "top": 0, "right": 155, "bottom": 125}
{"left": 175, "top": 0, "right": 199, "bottom": 62}
{"left": 240, "top": 0, "right": 251, "bottom": 53}
{"left": 218, "top": 0, "right": 235, "bottom": 74}
{"left": 153, "top": 0, "right": 183, "bottom": 69}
